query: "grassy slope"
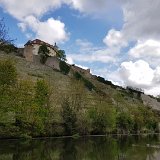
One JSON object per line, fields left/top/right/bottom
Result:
{"left": 0, "top": 53, "right": 159, "bottom": 128}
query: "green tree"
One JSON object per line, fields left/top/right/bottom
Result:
{"left": 89, "top": 103, "right": 116, "bottom": 134}
{"left": 0, "top": 59, "right": 17, "bottom": 117}
{"left": 57, "top": 50, "right": 66, "bottom": 61}
{"left": 34, "top": 79, "right": 50, "bottom": 125}
{"left": 116, "top": 111, "right": 134, "bottom": 134}
{"left": 38, "top": 44, "right": 50, "bottom": 64}
{"left": 0, "top": 59, "right": 17, "bottom": 86}
{"left": 61, "top": 98, "right": 77, "bottom": 135}
{"left": 0, "top": 18, "right": 14, "bottom": 46}
{"left": 59, "top": 61, "right": 70, "bottom": 75}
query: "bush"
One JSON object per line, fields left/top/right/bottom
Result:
{"left": 83, "top": 78, "right": 95, "bottom": 91}
{"left": 89, "top": 104, "right": 116, "bottom": 134}
{"left": 73, "top": 72, "right": 82, "bottom": 80}
{"left": 0, "top": 44, "right": 17, "bottom": 54}
{"left": 61, "top": 98, "right": 77, "bottom": 135}
{"left": 96, "top": 76, "right": 112, "bottom": 85}
{"left": 59, "top": 61, "right": 70, "bottom": 75}
{"left": 38, "top": 44, "right": 50, "bottom": 64}
{"left": 73, "top": 71, "right": 95, "bottom": 91}
{"left": 0, "top": 59, "right": 17, "bottom": 86}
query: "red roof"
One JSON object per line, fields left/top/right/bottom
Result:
{"left": 25, "top": 39, "right": 58, "bottom": 52}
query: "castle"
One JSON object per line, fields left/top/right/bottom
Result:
{"left": 23, "top": 39, "right": 90, "bottom": 76}
{"left": 24, "top": 39, "right": 58, "bottom": 62}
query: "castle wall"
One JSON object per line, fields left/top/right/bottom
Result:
{"left": 71, "top": 65, "right": 91, "bottom": 77}
{"left": 45, "top": 57, "right": 60, "bottom": 70}
{"left": 48, "top": 47, "right": 57, "bottom": 56}
{"left": 23, "top": 45, "right": 34, "bottom": 62}
{"left": 32, "top": 44, "right": 57, "bottom": 57}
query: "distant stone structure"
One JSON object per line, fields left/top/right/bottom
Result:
{"left": 71, "top": 64, "right": 91, "bottom": 77}
{"left": 23, "top": 39, "right": 91, "bottom": 75}
{"left": 23, "top": 39, "right": 58, "bottom": 62}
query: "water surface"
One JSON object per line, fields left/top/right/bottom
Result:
{"left": 0, "top": 135, "right": 160, "bottom": 160}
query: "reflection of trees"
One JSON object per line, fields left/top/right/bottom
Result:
{"left": 0, "top": 135, "right": 159, "bottom": 160}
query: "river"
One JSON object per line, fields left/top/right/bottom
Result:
{"left": 0, "top": 135, "right": 160, "bottom": 160}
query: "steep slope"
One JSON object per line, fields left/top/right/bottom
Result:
{"left": 0, "top": 52, "right": 159, "bottom": 138}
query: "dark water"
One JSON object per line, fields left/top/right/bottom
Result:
{"left": 0, "top": 135, "right": 160, "bottom": 160}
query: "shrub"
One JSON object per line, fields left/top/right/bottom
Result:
{"left": 73, "top": 71, "right": 95, "bottom": 91}
{"left": 38, "top": 44, "right": 50, "bottom": 64}
{"left": 61, "top": 98, "right": 77, "bottom": 135}
{"left": 73, "top": 71, "right": 82, "bottom": 80}
{"left": 0, "top": 59, "right": 17, "bottom": 86}
{"left": 0, "top": 44, "right": 17, "bottom": 54}
{"left": 59, "top": 61, "right": 70, "bottom": 75}
{"left": 57, "top": 50, "right": 66, "bottom": 61}
{"left": 96, "top": 76, "right": 106, "bottom": 83}
{"left": 89, "top": 104, "right": 116, "bottom": 134}
{"left": 83, "top": 78, "right": 95, "bottom": 91}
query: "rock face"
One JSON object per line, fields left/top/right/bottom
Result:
{"left": 141, "top": 94, "right": 160, "bottom": 111}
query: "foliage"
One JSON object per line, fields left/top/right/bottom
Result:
{"left": 0, "top": 18, "right": 14, "bottom": 46}
{"left": 73, "top": 72, "right": 82, "bottom": 80}
{"left": 0, "top": 59, "right": 17, "bottom": 86}
{"left": 74, "top": 71, "right": 95, "bottom": 91}
{"left": 57, "top": 50, "right": 66, "bottom": 61}
{"left": 89, "top": 104, "right": 116, "bottom": 134}
{"left": 116, "top": 112, "right": 134, "bottom": 133}
{"left": 0, "top": 58, "right": 159, "bottom": 138}
{"left": 59, "top": 61, "right": 70, "bottom": 75}
{"left": 0, "top": 43, "right": 17, "bottom": 54}
{"left": 83, "top": 78, "right": 95, "bottom": 91}
{"left": 96, "top": 76, "right": 112, "bottom": 85}
{"left": 61, "top": 98, "right": 77, "bottom": 135}
{"left": 38, "top": 44, "right": 50, "bottom": 64}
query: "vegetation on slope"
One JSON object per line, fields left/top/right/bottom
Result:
{"left": 0, "top": 54, "right": 159, "bottom": 138}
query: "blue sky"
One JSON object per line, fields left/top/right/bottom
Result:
{"left": 1, "top": 0, "right": 160, "bottom": 96}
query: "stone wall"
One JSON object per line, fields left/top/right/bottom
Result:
{"left": 71, "top": 65, "right": 91, "bottom": 77}
{"left": 32, "top": 44, "right": 57, "bottom": 57}
{"left": 23, "top": 45, "right": 34, "bottom": 62}
{"left": 17, "top": 48, "right": 24, "bottom": 57}
{"left": 141, "top": 94, "right": 160, "bottom": 111}
{"left": 32, "top": 55, "right": 60, "bottom": 70}
{"left": 45, "top": 56, "right": 60, "bottom": 70}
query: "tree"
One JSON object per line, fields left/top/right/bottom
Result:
{"left": 61, "top": 98, "right": 77, "bottom": 135}
{"left": 0, "top": 18, "right": 13, "bottom": 46}
{"left": 0, "top": 59, "right": 17, "bottom": 86}
{"left": 59, "top": 61, "right": 70, "bottom": 75}
{"left": 57, "top": 50, "right": 66, "bottom": 61}
{"left": 89, "top": 103, "right": 116, "bottom": 134}
{"left": 38, "top": 44, "right": 50, "bottom": 64}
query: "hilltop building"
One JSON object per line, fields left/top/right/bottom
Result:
{"left": 23, "top": 39, "right": 58, "bottom": 62}
{"left": 22, "top": 39, "right": 91, "bottom": 76}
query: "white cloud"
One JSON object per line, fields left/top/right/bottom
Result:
{"left": 109, "top": 59, "right": 160, "bottom": 96}
{"left": 129, "top": 39, "right": 160, "bottom": 58}
{"left": 103, "top": 29, "right": 127, "bottom": 48}
{"left": 122, "top": 0, "right": 160, "bottom": 41}
{"left": 66, "top": 56, "right": 74, "bottom": 64}
{"left": 23, "top": 15, "right": 69, "bottom": 44}
{"left": 0, "top": 0, "right": 63, "bottom": 20}
{"left": 119, "top": 60, "right": 154, "bottom": 87}
{"left": 19, "top": 16, "right": 69, "bottom": 44}
{"left": 71, "top": 0, "right": 115, "bottom": 15}
{"left": 69, "top": 39, "right": 119, "bottom": 64}
{"left": 0, "top": 0, "right": 69, "bottom": 44}
{"left": 128, "top": 39, "right": 160, "bottom": 67}
{"left": 69, "top": 51, "right": 115, "bottom": 64}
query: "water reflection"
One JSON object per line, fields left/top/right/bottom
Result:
{"left": 0, "top": 135, "right": 159, "bottom": 160}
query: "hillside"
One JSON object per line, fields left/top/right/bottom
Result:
{"left": 0, "top": 52, "right": 160, "bottom": 138}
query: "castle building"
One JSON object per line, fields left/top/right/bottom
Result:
{"left": 23, "top": 39, "right": 58, "bottom": 62}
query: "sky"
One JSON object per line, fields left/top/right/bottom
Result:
{"left": 0, "top": 0, "right": 160, "bottom": 96}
